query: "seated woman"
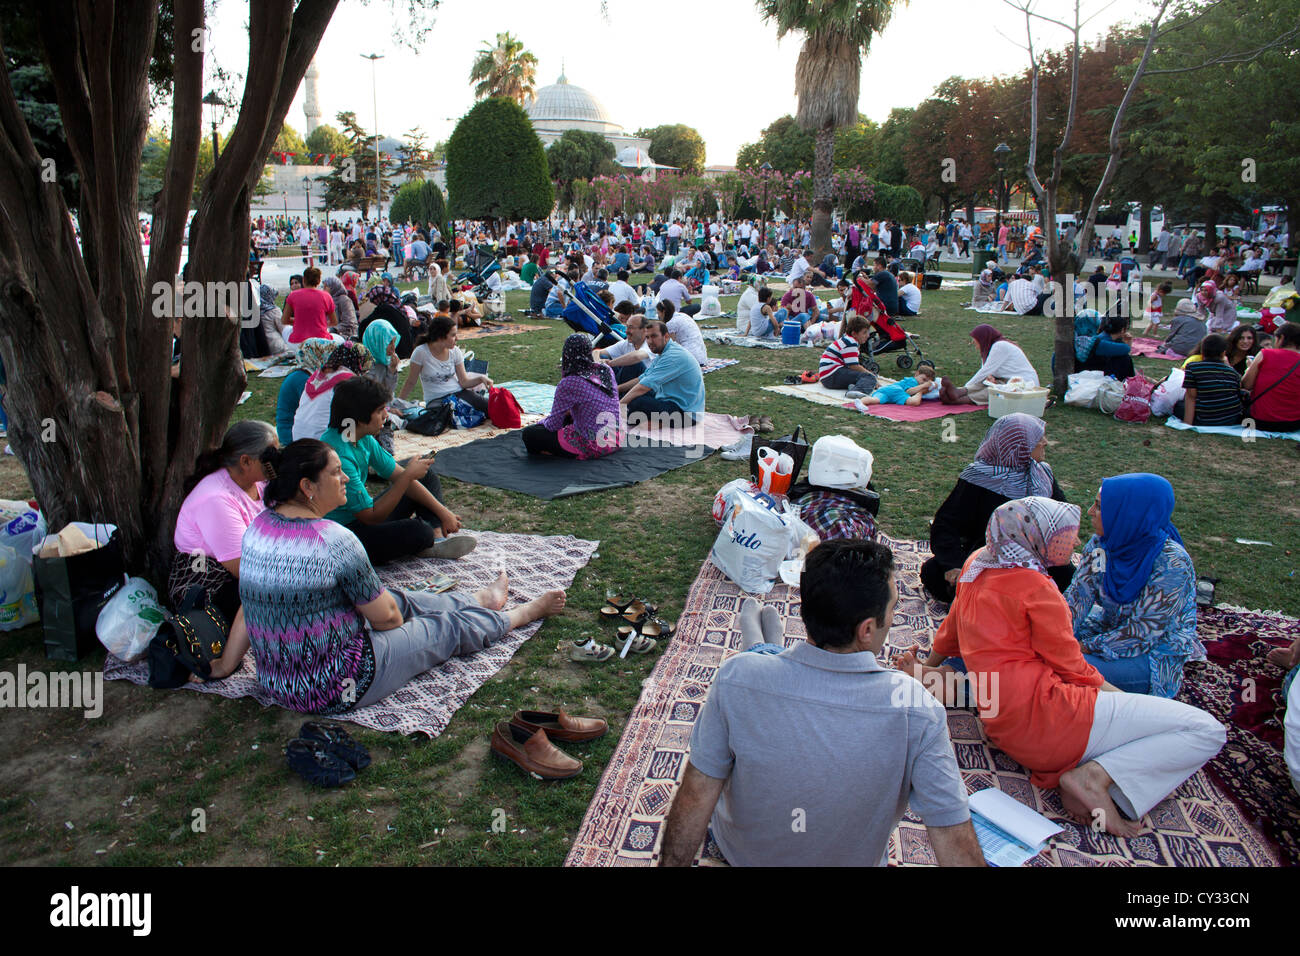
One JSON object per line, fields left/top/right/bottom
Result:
{"left": 898, "top": 497, "right": 1225, "bottom": 837}
{"left": 1224, "top": 324, "right": 1259, "bottom": 374}
{"left": 971, "top": 269, "right": 997, "bottom": 308}
{"left": 398, "top": 315, "right": 493, "bottom": 413}
{"left": 1078, "top": 314, "right": 1136, "bottom": 379}
{"left": 919, "top": 413, "right": 1073, "bottom": 604}
{"left": 283, "top": 266, "right": 335, "bottom": 344}
{"left": 1177, "top": 334, "right": 1243, "bottom": 426}
{"left": 257, "top": 284, "right": 288, "bottom": 354}
{"left": 292, "top": 341, "right": 371, "bottom": 441}
{"left": 320, "top": 376, "right": 477, "bottom": 564}
{"left": 170, "top": 420, "right": 280, "bottom": 680}
{"left": 1159, "top": 298, "right": 1207, "bottom": 357}
{"left": 897, "top": 273, "right": 922, "bottom": 316}
{"left": 1064, "top": 475, "right": 1203, "bottom": 697}
{"left": 1240, "top": 320, "right": 1300, "bottom": 431}
{"left": 1195, "top": 279, "right": 1237, "bottom": 334}
{"left": 321, "top": 276, "right": 358, "bottom": 340}
{"left": 238, "top": 439, "right": 566, "bottom": 715}
{"left": 939, "top": 324, "right": 1038, "bottom": 405}
{"left": 522, "top": 334, "right": 621, "bottom": 460}
{"left": 275, "top": 338, "right": 334, "bottom": 446}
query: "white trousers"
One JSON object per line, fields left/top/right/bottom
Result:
{"left": 1082, "top": 690, "right": 1226, "bottom": 819}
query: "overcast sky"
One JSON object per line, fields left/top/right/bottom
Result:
{"left": 204, "top": 0, "right": 1140, "bottom": 166}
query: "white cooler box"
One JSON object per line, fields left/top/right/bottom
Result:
{"left": 987, "top": 383, "right": 1049, "bottom": 419}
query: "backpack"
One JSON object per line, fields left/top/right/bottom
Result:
{"left": 487, "top": 387, "right": 523, "bottom": 429}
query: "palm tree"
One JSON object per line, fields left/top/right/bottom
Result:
{"left": 468, "top": 33, "right": 539, "bottom": 105}
{"left": 757, "top": 0, "right": 903, "bottom": 259}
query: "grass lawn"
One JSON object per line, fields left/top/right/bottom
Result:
{"left": 0, "top": 278, "right": 1296, "bottom": 866}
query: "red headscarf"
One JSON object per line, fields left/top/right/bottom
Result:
{"left": 970, "top": 324, "right": 1005, "bottom": 360}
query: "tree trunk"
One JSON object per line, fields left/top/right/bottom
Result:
{"left": 1138, "top": 204, "right": 1152, "bottom": 255}
{"left": 811, "top": 125, "right": 834, "bottom": 260}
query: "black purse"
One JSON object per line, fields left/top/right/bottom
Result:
{"left": 749, "top": 424, "right": 810, "bottom": 486}
{"left": 404, "top": 402, "right": 454, "bottom": 436}
{"left": 147, "top": 586, "right": 232, "bottom": 688}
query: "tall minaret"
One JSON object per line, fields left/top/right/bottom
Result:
{"left": 304, "top": 58, "right": 322, "bottom": 135}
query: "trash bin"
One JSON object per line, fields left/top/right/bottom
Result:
{"left": 972, "top": 241, "right": 998, "bottom": 278}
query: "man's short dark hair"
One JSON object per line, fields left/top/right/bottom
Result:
{"left": 646, "top": 319, "right": 669, "bottom": 336}
{"left": 618, "top": 269, "right": 629, "bottom": 281}
{"left": 329, "top": 376, "right": 391, "bottom": 430}
{"left": 666, "top": 267, "right": 679, "bottom": 279}
{"left": 800, "top": 540, "right": 895, "bottom": 648}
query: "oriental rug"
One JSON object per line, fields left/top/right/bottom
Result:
{"left": 104, "top": 531, "right": 598, "bottom": 738}
{"left": 565, "top": 534, "right": 1280, "bottom": 867}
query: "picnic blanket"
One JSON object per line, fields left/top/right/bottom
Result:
{"left": 761, "top": 378, "right": 897, "bottom": 409}
{"left": 700, "top": 357, "right": 740, "bottom": 375}
{"left": 431, "top": 431, "right": 716, "bottom": 500}
{"left": 392, "top": 415, "right": 543, "bottom": 459}
{"left": 104, "top": 531, "right": 598, "bottom": 737}
{"left": 629, "top": 412, "right": 749, "bottom": 450}
{"left": 700, "top": 329, "right": 809, "bottom": 349}
{"left": 1131, "top": 336, "right": 1184, "bottom": 361}
{"left": 457, "top": 322, "right": 547, "bottom": 340}
{"left": 565, "top": 534, "right": 1281, "bottom": 867}
{"left": 1165, "top": 419, "right": 1300, "bottom": 442}
{"left": 853, "top": 400, "right": 985, "bottom": 422}
{"left": 494, "top": 380, "right": 556, "bottom": 416}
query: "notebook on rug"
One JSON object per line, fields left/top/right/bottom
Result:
{"left": 565, "top": 534, "right": 1280, "bottom": 867}
{"left": 103, "top": 531, "right": 598, "bottom": 738}
{"left": 431, "top": 431, "right": 716, "bottom": 500}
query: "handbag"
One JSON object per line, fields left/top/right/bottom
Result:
{"left": 748, "top": 424, "right": 809, "bottom": 488}
{"left": 444, "top": 393, "right": 487, "bottom": 429}
{"left": 405, "top": 402, "right": 453, "bottom": 436}
{"left": 487, "top": 387, "right": 523, "bottom": 429}
{"left": 146, "top": 585, "right": 232, "bottom": 688}
{"left": 33, "top": 523, "right": 126, "bottom": 661}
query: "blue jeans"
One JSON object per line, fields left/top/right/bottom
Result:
{"left": 742, "top": 643, "right": 784, "bottom": 656}
{"left": 627, "top": 393, "right": 692, "bottom": 422}
{"left": 544, "top": 302, "right": 565, "bottom": 318}
{"left": 774, "top": 308, "right": 809, "bottom": 330}
{"left": 613, "top": 361, "right": 646, "bottom": 385}
{"left": 1083, "top": 652, "right": 1152, "bottom": 694}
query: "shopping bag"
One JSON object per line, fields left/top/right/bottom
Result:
{"left": 487, "top": 387, "right": 523, "bottom": 429}
{"left": 33, "top": 523, "right": 126, "bottom": 661}
{"left": 711, "top": 491, "right": 792, "bottom": 594}
{"left": 443, "top": 393, "right": 487, "bottom": 429}
{"left": 1115, "top": 372, "right": 1157, "bottom": 423}
{"left": 748, "top": 425, "right": 809, "bottom": 488}
{"left": 96, "top": 577, "right": 165, "bottom": 662}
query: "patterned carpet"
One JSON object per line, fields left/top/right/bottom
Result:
{"left": 565, "top": 534, "right": 1282, "bottom": 867}
{"left": 104, "top": 531, "right": 598, "bottom": 737}
{"left": 457, "top": 322, "right": 548, "bottom": 340}
{"left": 391, "top": 416, "right": 542, "bottom": 460}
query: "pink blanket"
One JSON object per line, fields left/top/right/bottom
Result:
{"left": 842, "top": 401, "right": 986, "bottom": 422}
{"left": 1131, "top": 336, "right": 1184, "bottom": 361}
{"left": 628, "top": 410, "right": 750, "bottom": 448}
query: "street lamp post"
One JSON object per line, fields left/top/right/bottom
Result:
{"left": 281, "top": 191, "right": 288, "bottom": 228}
{"left": 202, "top": 91, "right": 225, "bottom": 164}
{"left": 993, "top": 142, "right": 1010, "bottom": 260}
{"left": 361, "top": 53, "right": 384, "bottom": 224}
{"left": 759, "top": 161, "right": 773, "bottom": 254}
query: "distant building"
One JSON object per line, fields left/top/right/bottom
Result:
{"left": 525, "top": 72, "right": 655, "bottom": 173}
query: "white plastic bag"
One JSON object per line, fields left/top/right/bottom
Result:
{"left": 808, "top": 435, "right": 873, "bottom": 490}
{"left": 712, "top": 478, "right": 757, "bottom": 526}
{"left": 1063, "top": 369, "right": 1105, "bottom": 408}
{"left": 699, "top": 284, "right": 722, "bottom": 318}
{"left": 1096, "top": 377, "right": 1125, "bottom": 415}
{"left": 711, "top": 491, "right": 794, "bottom": 594}
{"left": 0, "top": 544, "right": 37, "bottom": 630}
{"left": 1150, "top": 368, "right": 1185, "bottom": 417}
{"left": 736, "top": 286, "right": 758, "bottom": 333}
{"left": 96, "top": 577, "right": 166, "bottom": 661}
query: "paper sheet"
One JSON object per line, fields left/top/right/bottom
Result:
{"left": 969, "top": 787, "right": 1063, "bottom": 866}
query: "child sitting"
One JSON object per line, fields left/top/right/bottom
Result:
{"left": 851, "top": 365, "right": 939, "bottom": 408}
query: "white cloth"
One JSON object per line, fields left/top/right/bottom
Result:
{"left": 292, "top": 384, "right": 337, "bottom": 441}
{"left": 603, "top": 338, "right": 655, "bottom": 367}
{"left": 788, "top": 257, "right": 810, "bottom": 283}
{"left": 1287, "top": 674, "right": 1300, "bottom": 794}
{"left": 666, "top": 314, "right": 709, "bottom": 365}
{"left": 1081, "top": 690, "right": 1225, "bottom": 819}
{"left": 607, "top": 280, "right": 639, "bottom": 309}
{"left": 964, "top": 340, "right": 1039, "bottom": 391}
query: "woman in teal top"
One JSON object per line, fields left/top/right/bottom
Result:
{"left": 1064, "top": 473, "right": 1203, "bottom": 697}
{"left": 318, "top": 376, "right": 476, "bottom": 566}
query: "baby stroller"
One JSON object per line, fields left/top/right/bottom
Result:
{"left": 559, "top": 275, "right": 624, "bottom": 349}
{"left": 849, "top": 274, "right": 926, "bottom": 372}
{"left": 454, "top": 245, "right": 502, "bottom": 301}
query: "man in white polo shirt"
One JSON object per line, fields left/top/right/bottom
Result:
{"left": 660, "top": 538, "right": 984, "bottom": 867}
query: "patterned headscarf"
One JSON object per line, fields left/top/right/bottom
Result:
{"left": 1073, "top": 308, "right": 1102, "bottom": 363}
{"left": 561, "top": 333, "right": 614, "bottom": 395}
{"left": 323, "top": 340, "right": 372, "bottom": 375}
{"left": 959, "top": 413, "right": 1056, "bottom": 499}
{"left": 366, "top": 283, "right": 400, "bottom": 309}
{"left": 1195, "top": 279, "right": 1219, "bottom": 307}
{"left": 259, "top": 284, "right": 278, "bottom": 315}
{"left": 296, "top": 337, "right": 336, "bottom": 373}
{"left": 363, "top": 319, "right": 399, "bottom": 368}
{"left": 960, "top": 496, "right": 1081, "bottom": 584}
{"left": 970, "top": 324, "right": 1005, "bottom": 360}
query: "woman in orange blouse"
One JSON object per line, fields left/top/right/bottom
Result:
{"left": 898, "top": 496, "right": 1224, "bottom": 837}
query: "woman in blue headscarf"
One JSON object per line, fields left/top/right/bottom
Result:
{"left": 362, "top": 319, "right": 402, "bottom": 455}
{"left": 1064, "top": 473, "right": 1203, "bottom": 697}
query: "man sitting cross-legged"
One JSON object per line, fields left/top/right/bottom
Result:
{"left": 620, "top": 318, "right": 705, "bottom": 426}
{"left": 659, "top": 539, "right": 985, "bottom": 867}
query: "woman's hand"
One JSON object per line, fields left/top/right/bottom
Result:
{"left": 481, "top": 376, "right": 494, "bottom": 389}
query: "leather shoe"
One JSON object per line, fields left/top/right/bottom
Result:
{"left": 510, "top": 709, "right": 608, "bottom": 743}
{"left": 491, "top": 721, "right": 583, "bottom": 780}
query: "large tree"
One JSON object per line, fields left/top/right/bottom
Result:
{"left": 635, "top": 124, "right": 706, "bottom": 174}
{"left": 546, "top": 129, "right": 617, "bottom": 210}
{"left": 446, "top": 97, "right": 553, "bottom": 230}
{"left": 304, "top": 121, "right": 350, "bottom": 163}
{"left": 0, "top": 0, "right": 384, "bottom": 579}
{"left": 317, "top": 110, "right": 393, "bottom": 219}
{"left": 468, "top": 32, "right": 537, "bottom": 105}
{"left": 757, "top": 0, "right": 903, "bottom": 259}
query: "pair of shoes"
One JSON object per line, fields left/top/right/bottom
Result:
{"left": 783, "top": 375, "right": 802, "bottom": 385}
{"left": 566, "top": 638, "right": 615, "bottom": 662}
{"left": 491, "top": 709, "right": 607, "bottom": 780}
{"left": 419, "top": 534, "right": 478, "bottom": 560}
{"left": 284, "top": 722, "right": 370, "bottom": 787}
{"left": 614, "top": 626, "right": 657, "bottom": 657}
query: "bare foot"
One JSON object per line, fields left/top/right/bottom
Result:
{"left": 475, "top": 571, "right": 509, "bottom": 611}
{"left": 506, "top": 589, "right": 567, "bottom": 629}
{"left": 1059, "top": 761, "right": 1141, "bottom": 838}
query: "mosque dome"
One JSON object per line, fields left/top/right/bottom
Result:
{"left": 526, "top": 73, "right": 624, "bottom": 136}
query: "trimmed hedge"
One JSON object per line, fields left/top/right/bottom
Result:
{"left": 446, "top": 98, "right": 553, "bottom": 221}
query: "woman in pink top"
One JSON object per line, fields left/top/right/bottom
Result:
{"left": 283, "top": 266, "right": 336, "bottom": 343}
{"left": 170, "top": 420, "right": 279, "bottom": 679}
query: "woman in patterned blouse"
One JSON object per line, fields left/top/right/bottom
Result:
{"left": 521, "top": 335, "right": 622, "bottom": 460}
{"left": 1064, "top": 474, "right": 1203, "bottom": 697}
{"left": 239, "top": 440, "right": 567, "bottom": 715}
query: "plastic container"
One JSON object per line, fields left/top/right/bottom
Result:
{"left": 987, "top": 383, "right": 1050, "bottom": 419}
{"left": 781, "top": 315, "right": 802, "bottom": 345}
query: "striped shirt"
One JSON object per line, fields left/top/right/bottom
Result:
{"left": 819, "top": 334, "right": 861, "bottom": 379}
{"left": 1182, "top": 360, "right": 1243, "bottom": 426}
{"left": 239, "top": 510, "right": 383, "bottom": 714}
